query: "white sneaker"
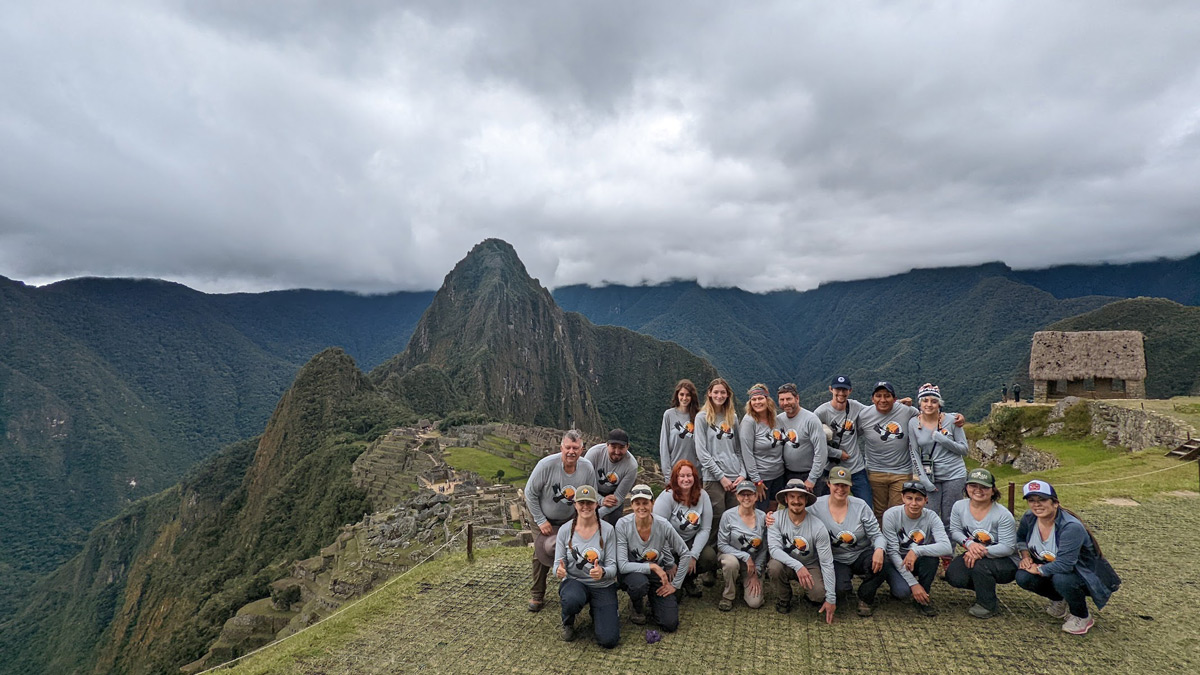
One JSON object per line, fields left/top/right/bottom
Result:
{"left": 1062, "top": 614, "right": 1094, "bottom": 635}
{"left": 1046, "top": 600, "right": 1069, "bottom": 619}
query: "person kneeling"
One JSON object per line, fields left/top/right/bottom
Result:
{"left": 1015, "top": 480, "right": 1121, "bottom": 635}
{"left": 809, "top": 467, "right": 888, "bottom": 617}
{"left": 716, "top": 481, "right": 768, "bottom": 611}
{"left": 881, "top": 482, "right": 952, "bottom": 616}
{"left": 616, "top": 484, "right": 693, "bottom": 632}
{"left": 766, "top": 479, "right": 837, "bottom": 623}
{"left": 554, "top": 485, "right": 620, "bottom": 647}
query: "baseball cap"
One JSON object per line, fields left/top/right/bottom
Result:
{"left": 966, "top": 468, "right": 996, "bottom": 488}
{"left": 827, "top": 466, "right": 852, "bottom": 486}
{"left": 629, "top": 484, "right": 654, "bottom": 501}
{"left": 1022, "top": 480, "right": 1057, "bottom": 500}
{"left": 873, "top": 381, "right": 896, "bottom": 396}
{"left": 830, "top": 375, "right": 852, "bottom": 390}
{"left": 574, "top": 485, "right": 599, "bottom": 503}
{"left": 735, "top": 480, "right": 757, "bottom": 494}
{"left": 606, "top": 429, "right": 630, "bottom": 446}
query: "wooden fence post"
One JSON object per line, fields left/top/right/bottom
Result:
{"left": 467, "top": 523, "right": 475, "bottom": 563}
{"left": 1007, "top": 482, "right": 1016, "bottom": 516}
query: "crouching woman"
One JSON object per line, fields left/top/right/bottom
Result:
{"left": 1015, "top": 480, "right": 1121, "bottom": 635}
{"left": 555, "top": 485, "right": 619, "bottom": 647}
{"left": 616, "top": 484, "right": 692, "bottom": 632}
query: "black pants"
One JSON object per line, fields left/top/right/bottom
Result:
{"left": 619, "top": 571, "right": 680, "bottom": 632}
{"left": 832, "top": 548, "right": 887, "bottom": 603}
{"left": 945, "top": 555, "right": 1017, "bottom": 611}
{"left": 755, "top": 474, "right": 790, "bottom": 511}
{"left": 1016, "top": 569, "right": 1090, "bottom": 618}
{"left": 884, "top": 556, "right": 940, "bottom": 598}
{"left": 560, "top": 579, "right": 620, "bottom": 648}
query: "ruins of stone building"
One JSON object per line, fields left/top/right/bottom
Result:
{"left": 1029, "top": 330, "right": 1146, "bottom": 402}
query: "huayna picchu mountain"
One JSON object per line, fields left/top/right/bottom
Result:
{"left": 0, "top": 240, "right": 717, "bottom": 674}
{"left": 371, "top": 239, "right": 718, "bottom": 450}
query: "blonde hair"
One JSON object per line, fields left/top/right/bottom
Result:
{"left": 744, "top": 383, "right": 777, "bottom": 427}
{"left": 702, "top": 377, "right": 738, "bottom": 430}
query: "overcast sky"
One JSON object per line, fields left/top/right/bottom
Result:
{"left": 2, "top": 2, "right": 1199, "bottom": 293}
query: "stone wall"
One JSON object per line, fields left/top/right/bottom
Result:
{"left": 1086, "top": 400, "right": 1196, "bottom": 451}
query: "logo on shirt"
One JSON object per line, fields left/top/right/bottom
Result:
{"left": 771, "top": 428, "right": 801, "bottom": 448}
{"left": 673, "top": 507, "right": 702, "bottom": 533}
{"left": 1031, "top": 550, "right": 1056, "bottom": 564}
{"left": 735, "top": 533, "right": 762, "bottom": 554}
{"left": 597, "top": 470, "right": 619, "bottom": 491}
{"left": 830, "top": 530, "right": 858, "bottom": 548}
{"left": 673, "top": 421, "right": 695, "bottom": 439}
{"left": 840, "top": 419, "right": 856, "bottom": 436}
{"left": 874, "top": 421, "right": 905, "bottom": 441}
{"left": 963, "top": 528, "right": 994, "bottom": 546}
{"left": 551, "top": 484, "right": 577, "bottom": 504}
{"left": 629, "top": 547, "right": 660, "bottom": 563}
{"left": 782, "top": 536, "right": 810, "bottom": 558}
{"left": 898, "top": 528, "right": 928, "bottom": 548}
{"left": 715, "top": 422, "right": 733, "bottom": 440}
{"left": 569, "top": 546, "right": 602, "bottom": 571}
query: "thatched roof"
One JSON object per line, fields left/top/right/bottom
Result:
{"left": 1029, "top": 330, "right": 1146, "bottom": 381}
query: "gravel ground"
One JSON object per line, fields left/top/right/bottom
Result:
{"left": 229, "top": 495, "right": 1200, "bottom": 674}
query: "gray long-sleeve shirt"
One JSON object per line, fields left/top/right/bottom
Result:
{"left": 584, "top": 443, "right": 639, "bottom": 519}
{"left": 808, "top": 495, "right": 886, "bottom": 565}
{"left": 524, "top": 454, "right": 596, "bottom": 526}
{"left": 739, "top": 416, "right": 783, "bottom": 483}
{"left": 615, "top": 514, "right": 691, "bottom": 588}
{"left": 695, "top": 410, "right": 751, "bottom": 483}
{"left": 716, "top": 508, "right": 768, "bottom": 571}
{"left": 881, "top": 505, "right": 953, "bottom": 587}
{"left": 949, "top": 499, "right": 1019, "bottom": 563}
{"left": 907, "top": 414, "right": 969, "bottom": 488}
{"left": 776, "top": 408, "right": 829, "bottom": 484}
{"left": 652, "top": 489, "right": 712, "bottom": 557}
{"left": 554, "top": 519, "right": 617, "bottom": 588}
{"left": 814, "top": 399, "right": 868, "bottom": 475}
{"left": 857, "top": 404, "right": 918, "bottom": 474}
{"left": 767, "top": 511, "right": 836, "bottom": 605}
{"left": 659, "top": 408, "right": 698, "bottom": 473}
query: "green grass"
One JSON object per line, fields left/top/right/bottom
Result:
{"left": 1106, "top": 396, "right": 1200, "bottom": 433}
{"left": 442, "top": 447, "right": 528, "bottom": 483}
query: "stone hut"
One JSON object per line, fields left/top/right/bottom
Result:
{"left": 1029, "top": 330, "right": 1146, "bottom": 402}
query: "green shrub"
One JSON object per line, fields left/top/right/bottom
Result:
{"left": 1061, "top": 402, "right": 1092, "bottom": 439}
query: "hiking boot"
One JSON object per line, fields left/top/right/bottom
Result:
{"left": 701, "top": 571, "right": 716, "bottom": 587}
{"left": 775, "top": 598, "right": 792, "bottom": 614}
{"left": 1062, "top": 614, "right": 1094, "bottom": 635}
{"left": 1046, "top": 600, "right": 1070, "bottom": 619}
{"left": 682, "top": 577, "right": 703, "bottom": 598}
{"left": 968, "top": 603, "right": 997, "bottom": 619}
{"left": 718, "top": 598, "right": 733, "bottom": 612}
{"left": 560, "top": 622, "right": 576, "bottom": 642}
{"left": 527, "top": 599, "right": 544, "bottom": 613}
{"left": 856, "top": 600, "right": 873, "bottom": 617}
{"left": 630, "top": 599, "right": 647, "bottom": 625}
{"left": 915, "top": 600, "right": 938, "bottom": 617}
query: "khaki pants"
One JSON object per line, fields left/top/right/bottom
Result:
{"left": 530, "top": 523, "right": 563, "bottom": 602}
{"left": 767, "top": 558, "right": 826, "bottom": 604}
{"left": 717, "top": 554, "right": 764, "bottom": 608}
{"left": 703, "top": 481, "right": 739, "bottom": 543}
{"left": 868, "top": 471, "right": 909, "bottom": 519}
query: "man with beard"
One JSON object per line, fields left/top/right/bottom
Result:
{"left": 813, "top": 376, "right": 870, "bottom": 502}
{"left": 584, "top": 429, "right": 640, "bottom": 527}
{"left": 775, "top": 383, "right": 829, "bottom": 496}
{"left": 524, "top": 430, "right": 596, "bottom": 612}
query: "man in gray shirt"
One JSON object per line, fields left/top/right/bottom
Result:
{"left": 524, "top": 430, "right": 595, "bottom": 612}
{"left": 813, "top": 376, "right": 870, "bottom": 501}
{"left": 775, "top": 383, "right": 829, "bottom": 495}
{"left": 584, "top": 429, "right": 639, "bottom": 527}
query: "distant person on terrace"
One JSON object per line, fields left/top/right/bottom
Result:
{"left": 524, "top": 430, "right": 595, "bottom": 613}
{"left": 660, "top": 379, "right": 700, "bottom": 475}
{"left": 584, "top": 428, "right": 639, "bottom": 527}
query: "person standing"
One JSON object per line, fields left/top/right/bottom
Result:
{"left": 766, "top": 479, "right": 837, "bottom": 623}
{"left": 584, "top": 429, "right": 639, "bottom": 527}
{"left": 660, "top": 379, "right": 700, "bottom": 475}
{"left": 809, "top": 467, "right": 887, "bottom": 617}
{"left": 907, "top": 383, "right": 969, "bottom": 531}
{"left": 813, "top": 376, "right": 871, "bottom": 503}
{"left": 616, "top": 484, "right": 692, "bottom": 631}
{"left": 740, "top": 383, "right": 785, "bottom": 510}
{"left": 774, "top": 383, "right": 830, "bottom": 497}
{"left": 554, "top": 485, "right": 619, "bottom": 647}
{"left": 524, "top": 430, "right": 596, "bottom": 612}
{"left": 945, "top": 468, "right": 1019, "bottom": 619}
{"left": 1015, "top": 480, "right": 1121, "bottom": 635}
{"left": 1012, "top": 383, "right": 1022, "bottom": 404}
{"left": 695, "top": 377, "right": 751, "bottom": 541}
{"left": 715, "top": 481, "right": 768, "bottom": 611}
{"left": 857, "top": 382, "right": 920, "bottom": 518}
{"left": 881, "top": 482, "right": 952, "bottom": 615}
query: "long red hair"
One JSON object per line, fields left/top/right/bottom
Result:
{"left": 669, "top": 460, "right": 702, "bottom": 508}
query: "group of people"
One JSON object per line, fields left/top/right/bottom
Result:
{"left": 523, "top": 377, "right": 1120, "bottom": 647}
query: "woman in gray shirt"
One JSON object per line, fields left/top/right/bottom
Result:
{"left": 945, "top": 468, "right": 1019, "bottom": 619}
{"left": 808, "top": 466, "right": 888, "bottom": 617}
{"left": 907, "top": 383, "right": 969, "bottom": 531}
{"left": 659, "top": 379, "right": 699, "bottom": 475}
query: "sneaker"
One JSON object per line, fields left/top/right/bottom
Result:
{"left": 527, "top": 599, "right": 544, "bottom": 613}
{"left": 968, "top": 604, "right": 997, "bottom": 619}
{"left": 560, "top": 622, "right": 576, "bottom": 642}
{"left": 701, "top": 571, "right": 716, "bottom": 588}
{"left": 775, "top": 598, "right": 792, "bottom": 614}
{"left": 915, "top": 600, "right": 938, "bottom": 617}
{"left": 1046, "top": 600, "right": 1070, "bottom": 619}
{"left": 718, "top": 598, "right": 733, "bottom": 612}
{"left": 856, "top": 600, "right": 873, "bottom": 617}
{"left": 1062, "top": 614, "right": 1094, "bottom": 635}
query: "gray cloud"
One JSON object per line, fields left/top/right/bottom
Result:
{"left": 2, "top": 1, "right": 1199, "bottom": 293}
